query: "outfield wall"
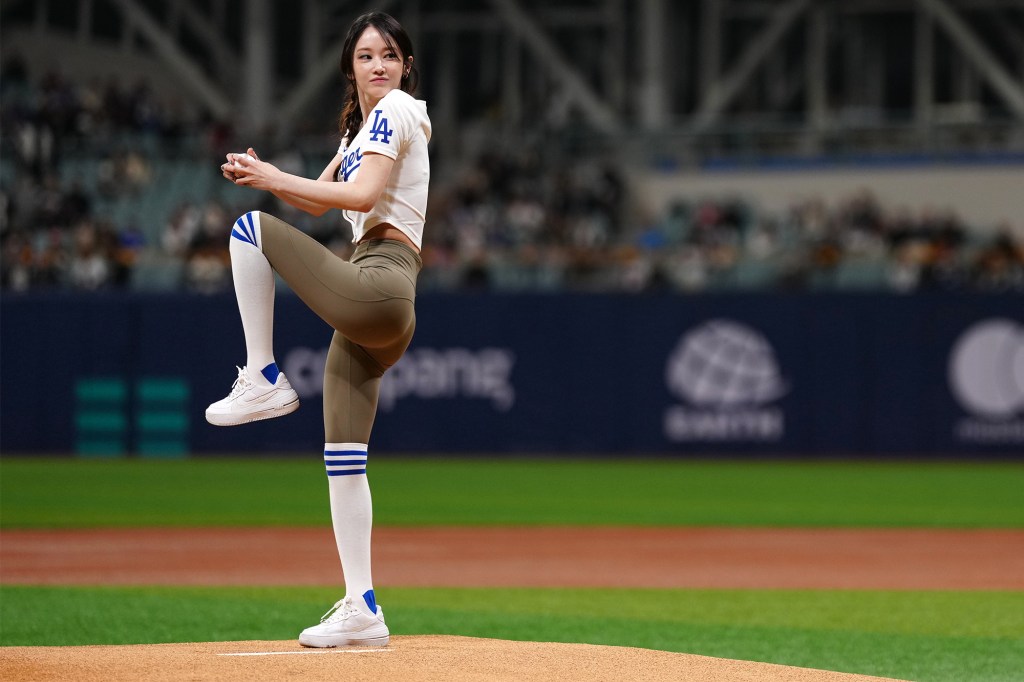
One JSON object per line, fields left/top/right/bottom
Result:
{"left": 1, "top": 292, "right": 1021, "bottom": 457}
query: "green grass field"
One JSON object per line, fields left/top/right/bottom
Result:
{"left": 3, "top": 458, "right": 1023, "bottom": 528}
{"left": 2, "top": 457, "right": 1023, "bottom": 682}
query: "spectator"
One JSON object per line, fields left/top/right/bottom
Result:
{"left": 972, "top": 232, "right": 1024, "bottom": 292}
{"left": 67, "top": 221, "right": 110, "bottom": 290}
{"left": 162, "top": 202, "right": 201, "bottom": 258}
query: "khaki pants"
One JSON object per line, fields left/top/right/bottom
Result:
{"left": 258, "top": 212, "right": 421, "bottom": 444}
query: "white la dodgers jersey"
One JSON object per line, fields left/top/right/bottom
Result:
{"left": 336, "top": 89, "right": 431, "bottom": 248}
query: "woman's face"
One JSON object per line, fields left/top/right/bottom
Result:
{"left": 352, "top": 26, "right": 406, "bottom": 106}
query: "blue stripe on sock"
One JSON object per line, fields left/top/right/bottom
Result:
{"left": 232, "top": 219, "right": 255, "bottom": 245}
{"left": 235, "top": 217, "right": 250, "bottom": 241}
{"left": 363, "top": 589, "right": 376, "bottom": 613}
{"left": 238, "top": 215, "right": 256, "bottom": 245}
{"left": 325, "top": 460, "right": 367, "bottom": 469}
{"left": 245, "top": 212, "right": 258, "bottom": 248}
{"left": 230, "top": 227, "right": 254, "bottom": 245}
{"left": 324, "top": 445, "right": 367, "bottom": 476}
{"left": 241, "top": 215, "right": 255, "bottom": 243}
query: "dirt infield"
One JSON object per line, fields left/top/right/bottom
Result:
{"left": 0, "top": 636, "right": 906, "bottom": 682}
{"left": 5, "top": 526, "right": 1022, "bottom": 681}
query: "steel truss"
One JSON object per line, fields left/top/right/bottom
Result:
{"left": 4, "top": 0, "right": 1023, "bottom": 159}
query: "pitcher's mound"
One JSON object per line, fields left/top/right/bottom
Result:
{"left": 2, "top": 635, "right": 905, "bottom": 682}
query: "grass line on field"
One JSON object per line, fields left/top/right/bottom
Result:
{"left": 1, "top": 586, "right": 1021, "bottom": 682}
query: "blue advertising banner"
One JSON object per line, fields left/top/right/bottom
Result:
{"left": 1, "top": 292, "right": 1021, "bottom": 457}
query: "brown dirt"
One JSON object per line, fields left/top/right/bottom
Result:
{"left": 5, "top": 526, "right": 1021, "bottom": 681}
{"left": 0, "top": 636, "right": 906, "bottom": 682}
{"left": 2, "top": 527, "right": 1022, "bottom": 589}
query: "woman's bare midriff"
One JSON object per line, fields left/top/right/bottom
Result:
{"left": 361, "top": 223, "right": 419, "bottom": 252}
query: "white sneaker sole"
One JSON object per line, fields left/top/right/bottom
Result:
{"left": 298, "top": 631, "right": 389, "bottom": 648}
{"left": 205, "top": 396, "right": 300, "bottom": 426}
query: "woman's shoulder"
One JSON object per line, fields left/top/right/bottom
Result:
{"left": 376, "top": 89, "right": 411, "bottom": 110}
{"left": 380, "top": 89, "right": 431, "bottom": 139}
{"left": 382, "top": 88, "right": 414, "bottom": 103}
{"left": 381, "top": 89, "right": 425, "bottom": 112}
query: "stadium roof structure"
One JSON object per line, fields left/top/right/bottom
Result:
{"left": 3, "top": 0, "right": 1023, "bottom": 162}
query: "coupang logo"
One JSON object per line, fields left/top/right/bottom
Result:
{"left": 663, "top": 319, "right": 788, "bottom": 442}
{"left": 948, "top": 318, "right": 1024, "bottom": 443}
{"left": 283, "top": 346, "right": 516, "bottom": 413}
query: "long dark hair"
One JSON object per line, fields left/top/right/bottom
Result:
{"left": 337, "top": 12, "right": 419, "bottom": 143}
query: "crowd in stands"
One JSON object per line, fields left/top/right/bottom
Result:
{"left": 0, "top": 52, "right": 229, "bottom": 292}
{"left": 420, "top": 151, "right": 1023, "bottom": 294}
{"left": 3, "top": 59, "right": 1023, "bottom": 295}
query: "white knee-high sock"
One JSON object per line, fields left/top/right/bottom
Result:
{"left": 229, "top": 212, "right": 278, "bottom": 386}
{"left": 323, "top": 443, "right": 376, "bottom": 616}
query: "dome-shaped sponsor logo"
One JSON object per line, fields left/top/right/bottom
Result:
{"left": 949, "top": 319, "right": 1024, "bottom": 419}
{"left": 666, "top": 319, "right": 787, "bottom": 408}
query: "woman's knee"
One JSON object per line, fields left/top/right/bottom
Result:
{"left": 228, "top": 211, "right": 264, "bottom": 249}
{"left": 229, "top": 211, "right": 291, "bottom": 249}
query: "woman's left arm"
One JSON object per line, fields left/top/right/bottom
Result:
{"left": 233, "top": 152, "right": 395, "bottom": 214}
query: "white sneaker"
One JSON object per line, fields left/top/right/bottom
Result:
{"left": 205, "top": 366, "right": 299, "bottom": 426}
{"left": 298, "top": 596, "right": 390, "bottom": 648}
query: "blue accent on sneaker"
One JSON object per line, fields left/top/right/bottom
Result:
{"left": 362, "top": 589, "right": 377, "bottom": 614}
{"left": 261, "top": 362, "right": 280, "bottom": 385}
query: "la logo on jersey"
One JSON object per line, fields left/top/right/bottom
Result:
{"left": 368, "top": 109, "right": 393, "bottom": 144}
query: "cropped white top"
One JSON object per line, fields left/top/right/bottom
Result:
{"left": 335, "top": 89, "right": 431, "bottom": 248}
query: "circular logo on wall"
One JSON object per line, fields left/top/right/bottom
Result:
{"left": 666, "top": 319, "right": 787, "bottom": 408}
{"left": 949, "top": 318, "right": 1024, "bottom": 419}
